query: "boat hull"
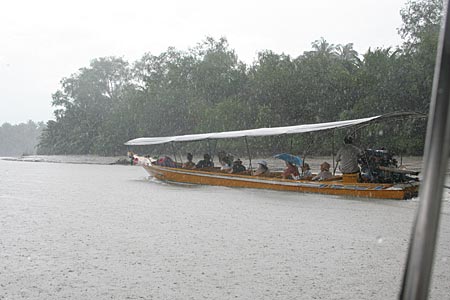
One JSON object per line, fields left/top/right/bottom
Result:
{"left": 143, "top": 165, "right": 419, "bottom": 200}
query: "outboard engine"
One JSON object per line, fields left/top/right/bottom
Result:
{"left": 359, "top": 149, "right": 404, "bottom": 183}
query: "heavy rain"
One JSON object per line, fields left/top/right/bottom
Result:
{"left": 1, "top": 0, "right": 450, "bottom": 299}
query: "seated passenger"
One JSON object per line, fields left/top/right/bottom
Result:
{"left": 312, "top": 161, "right": 333, "bottom": 181}
{"left": 253, "top": 160, "right": 270, "bottom": 176}
{"left": 182, "top": 153, "right": 195, "bottom": 169}
{"left": 229, "top": 159, "right": 246, "bottom": 174}
{"left": 196, "top": 153, "right": 214, "bottom": 168}
{"left": 336, "top": 136, "right": 363, "bottom": 175}
{"left": 218, "top": 151, "right": 233, "bottom": 171}
{"left": 156, "top": 156, "right": 176, "bottom": 168}
{"left": 300, "top": 163, "right": 313, "bottom": 179}
{"left": 282, "top": 162, "right": 300, "bottom": 179}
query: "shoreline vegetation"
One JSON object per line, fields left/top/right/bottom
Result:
{"left": 1, "top": 1, "right": 441, "bottom": 158}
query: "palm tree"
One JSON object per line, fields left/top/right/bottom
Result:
{"left": 305, "top": 37, "right": 337, "bottom": 58}
{"left": 336, "top": 43, "right": 360, "bottom": 63}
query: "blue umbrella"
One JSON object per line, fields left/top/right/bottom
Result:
{"left": 273, "top": 153, "right": 303, "bottom": 166}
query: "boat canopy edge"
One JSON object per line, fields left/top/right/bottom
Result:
{"left": 124, "top": 112, "right": 424, "bottom": 146}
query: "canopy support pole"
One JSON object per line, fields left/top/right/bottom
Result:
{"left": 207, "top": 139, "right": 212, "bottom": 159}
{"left": 171, "top": 142, "right": 177, "bottom": 164}
{"left": 302, "top": 133, "right": 314, "bottom": 170}
{"left": 244, "top": 136, "right": 253, "bottom": 171}
{"left": 332, "top": 130, "right": 336, "bottom": 175}
{"left": 161, "top": 144, "right": 166, "bottom": 158}
{"left": 211, "top": 140, "right": 218, "bottom": 162}
{"left": 400, "top": 2, "right": 450, "bottom": 298}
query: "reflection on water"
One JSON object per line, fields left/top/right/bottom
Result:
{"left": 0, "top": 157, "right": 449, "bottom": 299}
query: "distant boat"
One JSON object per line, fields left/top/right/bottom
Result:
{"left": 125, "top": 112, "right": 423, "bottom": 200}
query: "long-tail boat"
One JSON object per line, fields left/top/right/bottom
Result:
{"left": 125, "top": 112, "right": 423, "bottom": 200}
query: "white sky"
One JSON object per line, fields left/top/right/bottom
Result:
{"left": 0, "top": 0, "right": 407, "bottom": 124}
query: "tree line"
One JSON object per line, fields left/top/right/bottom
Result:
{"left": 37, "top": 0, "right": 441, "bottom": 158}
{"left": 0, "top": 121, "right": 45, "bottom": 156}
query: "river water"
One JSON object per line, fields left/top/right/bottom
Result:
{"left": 1, "top": 156, "right": 449, "bottom": 299}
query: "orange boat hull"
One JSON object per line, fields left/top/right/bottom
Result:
{"left": 143, "top": 165, "right": 419, "bottom": 200}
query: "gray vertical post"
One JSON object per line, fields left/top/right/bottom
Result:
{"left": 332, "top": 130, "right": 336, "bottom": 175}
{"left": 400, "top": 1, "right": 450, "bottom": 299}
{"left": 244, "top": 136, "right": 253, "bottom": 171}
{"left": 171, "top": 142, "right": 177, "bottom": 164}
{"left": 207, "top": 139, "right": 211, "bottom": 160}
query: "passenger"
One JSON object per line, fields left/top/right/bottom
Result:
{"left": 218, "top": 151, "right": 233, "bottom": 171}
{"left": 312, "top": 161, "right": 333, "bottom": 181}
{"left": 336, "top": 136, "right": 363, "bottom": 175}
{"left": 221, "top": 158, "right": 233, "bottom": 171}
{"left": 218, "top": 150, "right": 226, "bottom": 163}
{"left": 253, "top": 160, "right": 270, "bottom": 176}
{"left": 182, "top": 152, "right": 195, "bottom": 169}
{"left": 128, "top": 151, "right": 136, "bottom": 165}
{"left": 196, "top": 153, "right": 214, "bottom": 168}
{"left": 156, "top": 156, "right": 176, "bottom": 168}
{"left": 300, "top": 163, "right": 313, "bottom": 179}
{"left": 229, "top": 158, "right": 246, "bottom": 174}
{"left": 282, "top": 161, "right": 300, "bottom": 179}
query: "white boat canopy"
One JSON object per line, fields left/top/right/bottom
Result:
{"left": 124, "top": 112, "right": 424, "bottom": 146}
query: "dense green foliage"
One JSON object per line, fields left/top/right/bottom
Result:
{"left": 37, "top": 0, "right": 440, "bottom": 157}
{"left": 0, "top": 121, "right": 45, "bottom": 156}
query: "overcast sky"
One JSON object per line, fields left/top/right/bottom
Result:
{"left": 0, "top": 0, "right": 407, "bottom": 125}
